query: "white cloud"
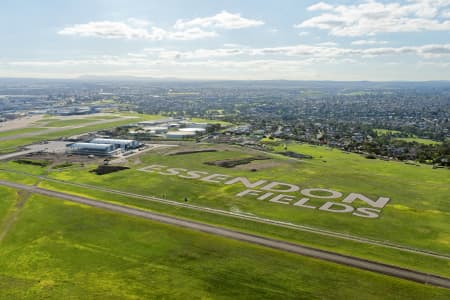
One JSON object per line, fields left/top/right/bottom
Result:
{"left": 59, "top": 11, "right": 263, "bottom": 40}
{"left": 173, "top": 10, "right": 264, "bottom": 30}
{"left": 298, "top": 31, "right": 310, "bottom": 36}
{"left": 316, "top": 42, "right": 338, "bottom": 46}
{"left": 351, "top": 39, "right": 388, "bottom": 45}
{"left": 138, "top": 43, "right": 450, "bottom": 61}
{"left": 5, "top": 43, "right": 450, "bottom": 80}
{"left": 307, "top": 2, "right": 334, "bottom": 11}
{"left": 296, "top": 0, "right": 450, "bottom": 36}
{"left": 58, "top": 20, "right": 216, "bottom": 40}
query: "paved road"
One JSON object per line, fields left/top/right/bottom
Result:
{"left": 1, "top": 167, "right": 449, "bottom": 261}
{"left": 1, "top": 179, "right": 449, "bottom": 290}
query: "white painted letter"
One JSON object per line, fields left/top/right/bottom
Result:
{"left": 269, "top": 194, "right": 295, "bottom": 205}
{"left": 342, "top": 193, "right": 390, "bottom": 209}
{"left": 159, "top": 168, "right": 187, "bottom": 176}
{"left": 261, "top": 182, "right": 300, "bottom": 193}
{"left": 257, "top": 192, "right": 274, "bottom": 200}
{"left": 201, "top": 174, "right": 230, "bottom": 183}
{"left": 301, "top": 188, "right": 342, "bottom": 199}
{"left": 224, "top": 177, "right": 267, "bottom": 188}
{"left": 140, "top": 164, "right": 167, "bottom": 172}
{"left": 293, "top": 198, "right": 316, "bottom": 209}
{"left": 353, "top": 207, "right": 380, "bottom": 219}
{"left": 236, "top": 189, "right": 261, "bottom": 197}
{"left": 319, "top": 202, "right": 354, "bottom": 213}
{"left": 179, "top": 170, "right": 209, "bottom": 179}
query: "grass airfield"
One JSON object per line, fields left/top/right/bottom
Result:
{"left": 0, "top": 114, "right": 449, "bottom": 298}
{"left": 34, "top": 143, "right": 450, "bottom": 254}
{"left": 0, "top": 188, "right": 448, "bottom": 299}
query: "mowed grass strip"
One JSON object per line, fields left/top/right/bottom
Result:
{"left": 0, "top": 194, "right": 449, "bottom": 299}
{"left": 0, "top": 187, "right": 17, "bottom": 223}
{"left": 0, "top": 128, "right": 45, "bottom": 138}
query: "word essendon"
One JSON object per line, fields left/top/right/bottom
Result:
{"left": 139, "top": 165, "right": 391, "bottom": 219}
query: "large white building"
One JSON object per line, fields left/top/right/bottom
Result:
{"left": 90, "top": 138, "right": 140, "bottom": 150}
{"left": 68, "top": 143, "right": 120, "bottom": 156}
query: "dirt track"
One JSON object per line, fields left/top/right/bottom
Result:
{"left": 0, "top": 179, "right": 449, "bottom": 290}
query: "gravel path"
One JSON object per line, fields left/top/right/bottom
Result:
{"left": 0, "top": 179, "right": 449, "bottom": 290}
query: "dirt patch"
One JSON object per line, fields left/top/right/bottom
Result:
{"left": 0, "top": 115, "right": 43, "bottom": 132}
{"left": 169, "top": 149, "right": 218, "bottom": 156}
{"left": 277, "top": 151, "right": 312, "bottom": 159}
{"left": 90, "top": 165, "right": 130, "bottom": 175}
{"left": 205, "top": 156, "right": 269, "bottom": 168}
{"left": 234, "top": 160, "right": 287, "bottom": 171}
{"left": 14, "top": 159, "right": 51, "bottom": 167}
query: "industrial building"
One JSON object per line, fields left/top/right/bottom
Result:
{"left": 90, "top": 138, "right": 140, "bottom": 150}
{"left": 67, "top": 143, "right": 120, "bottom": 156}
{"left": 166, "top": 131, "right": 197, "bottom": 139}
{"left": 179, "top": 128, "right": 206, "bottom": 133}
{"left": 67, "top": 138, "right": 140, "bottom": 156}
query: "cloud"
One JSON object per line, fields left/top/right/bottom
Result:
{"left": 295, "top": 0, "right": 450, "bottom": 36}
{"left": 138, "top": 43, "right": 450, "bottom": 61}
{"left": 173, "top": 10, "right": 264, "bottom": 30}
{"left": 59, "top": 11, "right": 264, "bottom": 40}
{"left": 58, "top": 20, "right": 217, "bottom": 40}
{"left": 351, "top": 39, "right": 388, "bottom": 45}
{"left": 316, "top": 42, "right": 338, "bottom": 46}
{"left": 307, "top": 2, "right": 334, "bottom": 11}
{"left": 298, "top": 31, "right": 310, "bottom": 36}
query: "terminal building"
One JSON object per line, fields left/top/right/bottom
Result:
{"left": 67, "top": 143, "right": 120, "bottom": 156}
{"left": 90, "top": 138, "right": 140, "bottom": 150}
{"left": 67, "top": 138, "right": 139, "bottom": 156}
{"left": 166, "top": 131, "right": 197, "bottom": 139}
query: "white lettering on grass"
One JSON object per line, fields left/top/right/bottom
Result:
{"left": 201, "top": 174, "right": 230, "bottom": 183}
{"left": 178, "top": 170, "right": 209, "bottom": 179}
{"left": 319, "top": 202, "right": 354, "bottom": 213}
{"left": 236, "top": 189, "right": 261, "bottom": 197}
{"left": 261, "top": 182, "right": 300, "bottom": 193}
{"left": 269, "top": 194, "right": 295, "bottom": 205}
{"left": 352, "top": 207, "right": 381, "bottom": 218}
{"left": 342, "top": 193, "right": 390, "bottom": 208}
{"left": 224, "top": 177, "right": 267, "bottom": 188}
{"left": 159, "top": 168, "right": 187, "bottom": 176}
{"left": 293, "top": 198, "right": 316, "bottom": 209}
{"left": 301, "top": 188, "right": 342, "bottom": 199}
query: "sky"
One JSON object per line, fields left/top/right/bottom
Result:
{"left": 1, "top": 0, "right": 450, "bottom": 80}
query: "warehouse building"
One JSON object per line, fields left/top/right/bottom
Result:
{"left": 90, "top": 138, "right": 140, "bottom": 150}
{"left": 179, "top": 127, "right": 206, "bottom": 133}
{"left": 166, "top": 131, "right": 197, "bottom": 139}
{"left": 67, "top": 143, "right": 120, "bottom": 156}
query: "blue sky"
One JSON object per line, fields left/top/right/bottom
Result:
{"left": 1, "top": 0, "right": 450, "bottom": 80}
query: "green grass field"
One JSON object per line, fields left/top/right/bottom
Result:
{"left": 374, "top": 129, "right": 401, "bottom": 135}
{"left": 0, "top": 128, "right": 44, "bottom": 138}
{"left": 37, "top": 143, "right": 449, "bottom": 256}
{"left": 28, "top": 177, "right": 450, "bottom": 278}
{"left": 0, "top": 188, "right": 16, "bottom": 223}
{"left": 0, "top": 191, "right": 448, "bottom": 299}
{"left": 394, "top": 137, "right": 442, "bottom": 145}
{"left": 2, "top": 141, "right": 448, "bottom": 277}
